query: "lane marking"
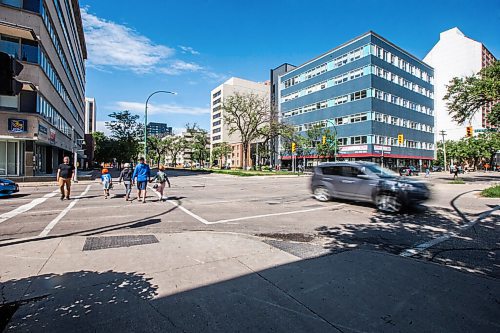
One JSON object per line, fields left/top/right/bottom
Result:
{"left": 207, "top": 206, "right": 339, "bottom": 225}
{"left": 38, "top": 185, "right": 92, "bottom": 237}
{"left": 400, "top": 205, "right": 500, "bottom": 257}
{"left": 149, "top": 185, "right": 341, "bottom": 225}
{"left": 0, "top": 190, "right": 59, "bottom": 224}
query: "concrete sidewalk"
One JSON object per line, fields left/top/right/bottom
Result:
{"left": 1, "top": 231, "right": 498, "bottom": 332}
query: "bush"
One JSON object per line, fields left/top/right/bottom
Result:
{"left": 481, "top": 185, "right": 500, "bottom": 198}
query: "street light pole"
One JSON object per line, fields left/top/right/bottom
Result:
{"left": 440, "top": 130, "right": 447, "bottom": 171}
{"left": 144, "top": 90, "right": 177, "bottom": 160}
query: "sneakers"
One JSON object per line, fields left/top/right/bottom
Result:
{"left": 60, "top": 195, "right": 64, "bottom": 201}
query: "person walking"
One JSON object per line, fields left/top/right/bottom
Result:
{"left": 151, "top": 165, "right": 170, "bottom": 201}
{"left": 118, "top": 163, "right": 133, "bottom": 201}
{"left": 132, "top": 157, "right": 151, "bottom": 203}
{"left": 424, "top": 164, "right": 430, "bottom": 178}
{"left": 101, "top": 168, "right": 112, "bottom": 199}
{"left": 56, "top": 156, "right": 75, "bottom": 200}
{"left": 453, "top": 163, "right": 459, "bottom": 179}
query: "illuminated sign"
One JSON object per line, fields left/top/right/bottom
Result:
{"left": 8, "top": 119, "right": 27, "bottom": 133}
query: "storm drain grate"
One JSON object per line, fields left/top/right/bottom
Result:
{"left": 83, "top": 235, "right": 159, "bottom": 251}
{"left": 264, "top": 239, "right": 332, "bottom": 259}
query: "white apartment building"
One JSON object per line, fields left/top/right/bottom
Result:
{"left": 424, "top": 27, "right": 496, "bottom": 141}
{"left": 210, "top": 77, "right": 270, "bottom": 168}
{"left": 84, "top": 97, "right": 97, "bottom": 134}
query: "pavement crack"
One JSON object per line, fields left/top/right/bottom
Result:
{"left": 235, "top": 258, "right": 348, "bottom": 333}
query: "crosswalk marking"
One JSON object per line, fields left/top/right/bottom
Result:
{"left": 0, "top": 190, "right": 58, "bottom": 224}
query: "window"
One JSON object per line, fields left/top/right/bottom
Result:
{"left": 212, "top": 128, "right": 221, "bottom": 134}
{"left": 212, "top": 135, "right": 221, "bottom": 141}
{"left": 212, "top": 98, "right": 221, "bottom": 105}
{"left": 212, "top": 113, "right": 221, "bottom": 119}
{"left": 212, "top": 90, "right": 221, "bottom": 98}
{"left": 322, "top": 166, "right": 342, "bottom": 176}
{"left": 212, "top": 120, "right": 221, "bottom": 126}
{"left": 351, "top": 90, "right": 367, "bottom": 101}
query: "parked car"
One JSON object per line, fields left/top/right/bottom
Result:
{"left": 431, "top": 166, "right": 444, "bottom": 172}
{"left": 399, "top": 165, "right": 419, "bottom": 176}
{"left": 311, "top": 162, "right": 430, "bottom": 213}
{"left": 0, "top": 178, "right": 19, "bottom": 197}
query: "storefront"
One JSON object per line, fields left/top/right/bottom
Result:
{"left": 0, "top": 139, "right": 24, "bottom": 176}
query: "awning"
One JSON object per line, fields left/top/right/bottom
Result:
{"left": 0, "top": 21, "right": 38, "bottom": 41}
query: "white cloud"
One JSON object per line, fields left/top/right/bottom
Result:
{"left": 95, "top": 121, "right": 112, "bottom": 136}
{"left": 158, "top": 60, "right": 204, "bottom": 75}
{"left": 179, "top": 45, "right": 200, "bottom": 55}
{"left": 113, "top": 101, "right": 210, "bottom": 116}
{"left": 81, "top": 8, "right": 174, "bottom": 73}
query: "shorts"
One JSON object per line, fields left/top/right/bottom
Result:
{"left": 137, "top": 181, "right": 147, "bottom": 190}
{"left": 103, "top": 181, "right": 110, "bottom": 190}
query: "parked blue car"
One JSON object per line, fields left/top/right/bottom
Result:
{"left": 0, "top": 178, "right": 19, "bottom": 197}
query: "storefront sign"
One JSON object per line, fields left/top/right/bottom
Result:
{"left": 8, "top": 119, "right": 27, "bottom": 133}
{"left": 49, "top": 128, "right": 56, "bottom": 143}
{"left": 374, "top": 145, "right": 391, "bottom": 152}
{"left": 38, "top": 124, "right": 48, "bottom": 135}
{"left": 339, "top": 145, "right": 368, "bottom": 153}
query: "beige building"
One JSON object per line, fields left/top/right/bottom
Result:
{"left": 209, "top": 77, "right": 270, "bottom": 168}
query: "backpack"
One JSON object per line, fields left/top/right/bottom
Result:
{"left": 156, "top": 171, "right": 166, "bottom": 183}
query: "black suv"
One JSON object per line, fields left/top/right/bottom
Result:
{"left": 311, "top": 162, "right": 430, "bottom": 213}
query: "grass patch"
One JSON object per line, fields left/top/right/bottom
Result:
{"left": 481, "top": 185, "right": 500, "bottom": 198}
{"left": 449, "top": 178, "right": 465, "bottom": 184}
{"left": 210, "top": 169, "right": 298, "bottom": 177}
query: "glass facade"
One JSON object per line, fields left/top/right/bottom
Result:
{"left": 0, "top": 141, "right": 19, "bottom": 176}
{"left": 279, "top": 32, "right": 434, "bottom": 165}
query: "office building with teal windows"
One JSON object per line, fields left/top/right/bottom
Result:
{"left": 0, "top": 0, "right": 86, "bottom": 176}
{"left": 278, "top": 31, "right": 435, "bottom": 169}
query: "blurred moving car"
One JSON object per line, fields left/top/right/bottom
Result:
{"left": 431, "top": 166, "right": 443, "bottom": 172}
{"left": 399, "top": 165, "right": 419, "bottom": 176}
{"left": 0, "top": 178, "right": 19, "bottom": 197}
{"left": 311, "top": 162, "right": 430, "bottom": 213}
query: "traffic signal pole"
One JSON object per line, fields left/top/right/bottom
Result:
{"left": 440, "top": 130, "right": 447, "bottom": 171}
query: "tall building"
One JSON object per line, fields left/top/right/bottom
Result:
{"left": 0, "top": 0, "right": 87, "bottom": 176}
{"left": 147, "top": 122, "right": 172, "bottom": 137}
{"left": 84, "top": 97, "right": 96, "bottom": 134}
{"left": 278, "top": 31, "right": 435, "bottom": 169}
{"left": 424, "top": 27, "right": 497, "bottom": 140}
{"left": 210, "top": 77, "right": 270, "bottom": 168}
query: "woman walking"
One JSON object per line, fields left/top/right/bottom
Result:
{"left": 101, "top": 168, "right": 112, "bottom": 199}
{"left": 118, "top": 163, "right": 133, "bottom": 201}
{"left": 151, "top": 165, "right": 170, "bottom": 201}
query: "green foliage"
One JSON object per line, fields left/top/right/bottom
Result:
{"left": 147, "top": 136, "right": 170, "bottom": 169}
{"left": 92, "top": 131, "right": 114, "bottom": 164}
{"left": 449, "top": 179, "right": 465, "bottom": 184}
{"left": 444, "top": 61, "right": 500, "bottom": 127}
{"left": 481, "top": 185, "right": 500, "bottom": 198}
{"left": 212, "top": 142, "right": 232, "bottom": 168}
{"left": 105, "top": 110, "right": 143, "bottom": 164}
{"left": 444, "top": 132, "right": 500, "bottom": 168}
{"left": 191, "top": 130, "right": 210, "bottom": 165}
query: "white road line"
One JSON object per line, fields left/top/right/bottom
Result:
{"left": 206, "top": 206, "right": 339, "bottom": 225}
{"left": 400, "top": 205, "right": 500, "bottom": 257}
{"left": 0, "top": 190, "right": 58, "bottom": 224}
{"left": 38, "top": 185, "right": 92, "bottom": 237}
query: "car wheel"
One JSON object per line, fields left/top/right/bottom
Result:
{"left": 376, "top": 193, "right": 402, "bottom": 213}
{"left": 313, "top": 187, "right": 330, "bottom": 202}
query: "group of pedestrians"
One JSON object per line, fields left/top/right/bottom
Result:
{"left": 106, "top": 157, "right": 171, "bottom": 203}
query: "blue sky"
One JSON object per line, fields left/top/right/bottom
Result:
{"left": 79, "top": 0, "right": 500, "bottom": 135}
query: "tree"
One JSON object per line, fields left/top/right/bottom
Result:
{"left": 223, "top": 93, "right": 270, "bottom": 169}
{"left": 170, "top": 136, "right": 187, "bottom": 167}
{"left": 92, "top": 131, "right": 114, "bottom": 164}
{"left": 147, "top": 136, "right": 169, "bottom": 169}
{"left": 191, "top": 130, "right": 210, "bottom": 167}
{"left": 105, "top": 110, "right": 144, "bottom": 166}
{"left": 305, "top": 124, "right": 337, "bottom": 161}
{"left": 444, "top": 61, "right": 500, "bottom": 127}
{"left": 212, "top": 142, "right": 232, "bottom": 168}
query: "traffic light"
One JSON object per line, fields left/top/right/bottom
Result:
{"left": 466, "top": 126, "right": 473, "bottom": 137}
{"left": 397, "top": 134, "right": 404, "bottom": 144}
{"left": 322, "top": 135, "right": 326, "bottom": 145}
{"left": 291, "top": 142, "right": 296, "bottom": 153}
{"left": 0, "top": 52, "right": 24, "bottom": 96}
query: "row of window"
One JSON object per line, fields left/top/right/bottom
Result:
{"left": 41, "top": 3, "right": 84, "bottom": 105}
{"left": 61, "top": 0, "right": 85, "bottom": 76}
{"left": 213, "top": 112, "right": 221, "bottom": 119}
{"left": 282, "top": 65, "right": 370, "bottom": 102}
{"left": 372, "top": 89, "right": 433, "bottom": 115}
{"left": 212, "top": 135, "right": 221, "bottom": 141}
{"left": 282, "top": 89, "right": 369, "bottom": 118}
{"left": 371, "top": 44, "right": 433, "bottom": 84}
{"left": 40, "top": 49, "right": 83, "bottom": 128}
{"left": 212, "top": 90, "right": 221, "bottom": 99}
{"left": 373, "top": 135, "right": 434, "bottom": 150}
{"left": 213, "top": 97, "right": 221, "bottom": 106}
{"left": 212, "top": 120, "right": 221, "bottom": 127}
{"left": 281, "top": 43, "right": 433, "bottom": 90}
{"left": 373, "top": 112, "right": 433, "bottom": 133}
{"left": 0, "top": 34, "right": 38, "bottom": 63}
{"left": 37, "top": 94, "right": 72, "bottom": 137}
{"left": 372, "top": 65, "right": 433, "bottom": 98}
{"left": 212, "top": 128, "right": 221, "bottom": 134}
{"left": 283, "top": 44, "right": 370, "bottom": 89}
{"left": 51, "top": 0, "right": 85, "bottom": 91}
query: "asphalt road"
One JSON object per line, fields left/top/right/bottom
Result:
{"left": 1, "top": 169, "right": 498, "bottom": 277}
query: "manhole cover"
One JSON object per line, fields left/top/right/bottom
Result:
{"left": 83, "top": 235, "right": 159, "bottom": 251}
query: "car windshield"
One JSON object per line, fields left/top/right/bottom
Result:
{"left": 361, "top": 164, "right": 398, "bottom": 178}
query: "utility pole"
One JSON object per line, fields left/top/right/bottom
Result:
{"left": 440, "top": 130, "right": 447, "bottom": 171}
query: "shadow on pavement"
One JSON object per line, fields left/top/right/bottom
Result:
{"left": 1, "top": 251, "right": 498, "bottom": 332}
